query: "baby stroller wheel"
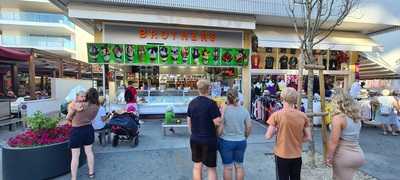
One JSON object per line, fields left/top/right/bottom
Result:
{"left": 112, "top": 135, "right": 119, "bottom": 147}
{"left": 130, "top": 137, "right": 139, "bottom": 148}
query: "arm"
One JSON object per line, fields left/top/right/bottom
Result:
{"left": 326, "top": 115, "right": 345, "bottom": 167}
{"left": 265, "top": 125, "right": 276, "bottom": 140}
{"left": 245, "top": 118, "right": 252, "bottom": 138}
{"left": 187, "top": 117, "right": 192, "bottom": 135}
{"left": 217, "top": 119, "right": 224, "bottom": 137}
{"left": 65, "top": 102, "right": 76, "bottom": 123}
{"left": 303, "top": 127, "right": 312, "bottom": 142}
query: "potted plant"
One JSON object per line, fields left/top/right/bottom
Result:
{"left": 2, "top": 111, "right": 85, "bottom": 180}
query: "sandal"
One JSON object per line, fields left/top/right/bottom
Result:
{"left": 392, "top": 132, "right": 399, "bottom": 136}
{"left": 88, "top": 173, "right": 95, "bottom": 179}
{"left": 382, "top": 131, "right": 388, "bottom": 135}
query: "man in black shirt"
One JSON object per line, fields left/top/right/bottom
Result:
{"left": 187, "top": 79, "right": 221, "bottom": 180}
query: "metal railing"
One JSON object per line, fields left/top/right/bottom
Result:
{"left": 0, "top": 35, "right": 75, "bottom": 50}
{"left": 0, "top": 11, "right": 75, "bottom": 28}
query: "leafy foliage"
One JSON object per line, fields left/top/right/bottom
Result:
{"left": 25, "top": 111, "right": 60, "bottom": 131}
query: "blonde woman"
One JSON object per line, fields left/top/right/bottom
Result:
{"left": 326, "top": 89, "right": 365, "bottom": 180}
{"left": 375, "top": 89, "right": 399, "bottom": 136}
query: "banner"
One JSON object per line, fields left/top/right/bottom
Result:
{"left": 87, "top": 43, "right": 249, "bottom": 67}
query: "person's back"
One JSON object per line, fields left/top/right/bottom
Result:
{"left": 188, "top": 96, "right": 220, "bottom": 143}
{"left": 92, "top": 105, "right": 107, "bottom": 130}
{"left": 268, "top": 109, "right": 309, "bottom": 159}
{"left": 72, "top": 103, "right": 99, "bottom": 127}
{"left": 221, "top": 105, "right": 250, "bottom": 141}
{"left": 341, "top": 117, "right": 361, "bottom": 142}
{"left": 125, "top": 85, "right": 137, "bottom": 104}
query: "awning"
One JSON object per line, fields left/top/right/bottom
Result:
{"left": 359, "top": 52, "right": 400, "bottom": 79}
{"left": 255, "top": 26, "right": 383, "bottom": 52}
{"left": 0, "top": 46, "right": 30, "bottom": 62}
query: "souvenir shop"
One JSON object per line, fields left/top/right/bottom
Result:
{"left": 88, "top": 22, "right": 250, "bottom": 115}
{"left": 249, "top": 26, "right": 379, "bottom": 124}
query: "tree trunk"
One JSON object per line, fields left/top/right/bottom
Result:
{"left": 305, "top": 45, "right": 316, "bottom": 168}
{"left": 317, "top": 57, "right": 329, "bottom": 162}
{"left": 297, "top": 50, "right": 304, "bottom": 109}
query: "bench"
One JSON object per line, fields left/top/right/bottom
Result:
{"left": 161, "top": 123, "right": 189, "bottom": 136}
{"left": 0, "top": 118, "right": 24, "bottom": 131}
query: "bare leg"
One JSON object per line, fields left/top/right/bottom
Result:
{"left": 382, "top": 124, "right": 388, "bottom": 135}
{"left": 207, "top": 167, "right": 217, "bottom": 180}
{"left": 70, "top": 148, "right": 81, "bottom": 180}
{"left": 235, "top": 164, "right": 245, "bottom": 180}
{"left": 193, "top": 162, "right": 202, "bottom": 180}
{"left": 84, "top": 145, "right": 95, "bottom": 175}
{"left": 223, "top": 166, "right": 233, "bottom": 180}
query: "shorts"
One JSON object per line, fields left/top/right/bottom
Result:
{"left": 190, "top": 140, "right": 217, "bottom": 168}
{"left": 69, "top": 125, "right": 95, "bottom": 149}
{"left": 218, "top": 138, "right": 247, "bottom": 167}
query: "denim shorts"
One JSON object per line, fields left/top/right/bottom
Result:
{"left": 218, "top": 138, "right": 247, "bottom": 166}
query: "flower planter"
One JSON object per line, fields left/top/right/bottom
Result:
{"left": 2, "top": 141, "right": 86, "bottom": 180}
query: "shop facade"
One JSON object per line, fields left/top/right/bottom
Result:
{"left": 90, "top": 22, "right": 252, "bottom": 114}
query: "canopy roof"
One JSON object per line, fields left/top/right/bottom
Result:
{"left": 0, "top": 46, "right": 30, "bottom": 62}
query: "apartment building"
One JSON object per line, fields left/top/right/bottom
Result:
{"left": 0, "top": 0, "right": 93, "bottom": 62}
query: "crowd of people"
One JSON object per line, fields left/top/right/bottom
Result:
{"left": 64, "top": 79, "right": 368, "bottom": 180}
{"left": 187, "top": 79, "right": 365, "bottom": 180}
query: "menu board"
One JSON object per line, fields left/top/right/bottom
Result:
{"left": 87, "top": 43, "right": 249, "bottom": 67}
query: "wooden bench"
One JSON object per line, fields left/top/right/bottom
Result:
{"left": 161, "top": 123, "right": 189, "bottom": 136}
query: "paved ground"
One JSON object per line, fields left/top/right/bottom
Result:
{"left": 1, "top": 120, "right": 399, "bottom": 180}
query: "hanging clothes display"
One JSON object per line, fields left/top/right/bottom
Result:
{"left": 279, "top": 55, "right": 289, "bottom": 69}
{"left": 265, "top": 55, "right": 275, "bottom": 69}
{"left": 266, "top": 80, "right": 277, "bottom": 95}
{"left": 286, "top": 75, "right": 298, "bottom": 90}
{"left": 251, "top": 54, "right": 261, "bottom": 69}
{"left": 289, "top": 56, "right": 298, "bottom": 69}
{"left": 277, "top": 79, "right": 286, "bottom": 92}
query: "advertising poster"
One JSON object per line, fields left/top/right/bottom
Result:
{"left": 235, "top": 48, "right": 250, "bottom": 66}
{"left": 167, "top": 46, "right": 188, "bottom": 65}
{"left": 87, "top": 43, "right": 108, "bottom": 63}
{"left": 125, "top": 44, "right": 137, "bottom": 64}
{"left": 159, "top": 46, "right": 170, "bottom": 64}
{"left": 110, "top": 44, "right": 125, "bottom": 63}
{"left": 190, "top": 47, "right": 204, "bottom": 65}
{"left": 144, "top": 45, "right": 159, "bottom": 64}
{"left": 181, "top": 47, "right": 191, "bottom": 65}
{"left": 221, "top": 48, "right": 235, "bottom": 66}
{"left": 201, "top": 47, "right": 221, "bottom": 66}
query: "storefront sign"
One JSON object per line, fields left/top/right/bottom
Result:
{"left": 87, "top": 43, "right": 249, "bottom": 67}
{"left": 103, "top": 24, "right": 243, "bottom": 48}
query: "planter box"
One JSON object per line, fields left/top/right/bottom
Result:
{"left": 2, "top": 141, "right": 86, "bottom": 180}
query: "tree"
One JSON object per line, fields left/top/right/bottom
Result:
{"left": 286, "top": 0, "right": 359, "bottom": 167}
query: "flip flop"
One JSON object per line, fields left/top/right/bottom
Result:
{"left": 88, "top": 173, "right": 95, "bottom": 179}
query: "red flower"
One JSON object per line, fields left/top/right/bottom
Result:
{"left": 7, "top": 125, "right": 72, "bottom": 148}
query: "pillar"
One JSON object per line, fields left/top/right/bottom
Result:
{"left": 11, "top": 64, "right": 19, "bottom": 95}
{"left": 59, "top": 62, "right": 64, "bottom": 78}
{"left": 28, "top": 55, "right": 36, "bottom": 98}
{"left": 242, "top": 31, "right": 252, "bottom": 110}
{"left": 77, "top": 63, "right": 82, "bottom": 79}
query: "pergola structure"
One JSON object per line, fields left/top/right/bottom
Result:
{"left": 0, "top": 46, "right": 97, "bottom": 98}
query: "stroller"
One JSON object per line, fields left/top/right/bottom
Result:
{"left": 108, "top": 112, "right": 140, "bottom": 147}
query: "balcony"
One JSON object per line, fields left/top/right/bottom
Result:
{"left": 0, "top": 11, "right": 75, "bottom": 35}
{"left": 0, "top": 35, "right": 75, "bottom": 55}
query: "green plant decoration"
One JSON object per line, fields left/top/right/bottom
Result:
{"left": 25, "top": 111, "right": 60, "bottom": 131}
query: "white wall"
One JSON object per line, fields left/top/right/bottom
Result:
{"left": 24, "top": 78, "right": 93, "bottom": 116}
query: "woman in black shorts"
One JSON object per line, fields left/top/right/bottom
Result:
{"left": 66, "top": 88, "right": 100, "bottom": 180}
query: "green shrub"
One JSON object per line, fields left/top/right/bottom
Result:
{"left": 25, "top": 111, "right": 60, "bottom": 131}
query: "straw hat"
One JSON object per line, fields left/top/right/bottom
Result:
{"left": 382, "top": 89, "right": 390, "bottom": 96}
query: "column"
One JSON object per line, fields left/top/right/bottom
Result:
{"left": 59, "top": 62, "right": 64, "bottom": 78}
{"left": 28, "top": 55, "right": 36, "bottom": 98}
{"left": 77, "top": 63, "right": 82, "bottom": 79}
{"left": 242, "top": 31, "right": 252, "bottom": 110}
{"left": 11, "top": 64, "right": 19, "bottom": 95}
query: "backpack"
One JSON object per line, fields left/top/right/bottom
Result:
{"left": 124, "top": 89, "right": 133, "bottom": 103}
{"left": 380, "top": 104, "right": 393, "bottom": 116}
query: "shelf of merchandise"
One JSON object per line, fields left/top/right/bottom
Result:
{"left": 250, "top": 69, "right": 349, "bottom": 76}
